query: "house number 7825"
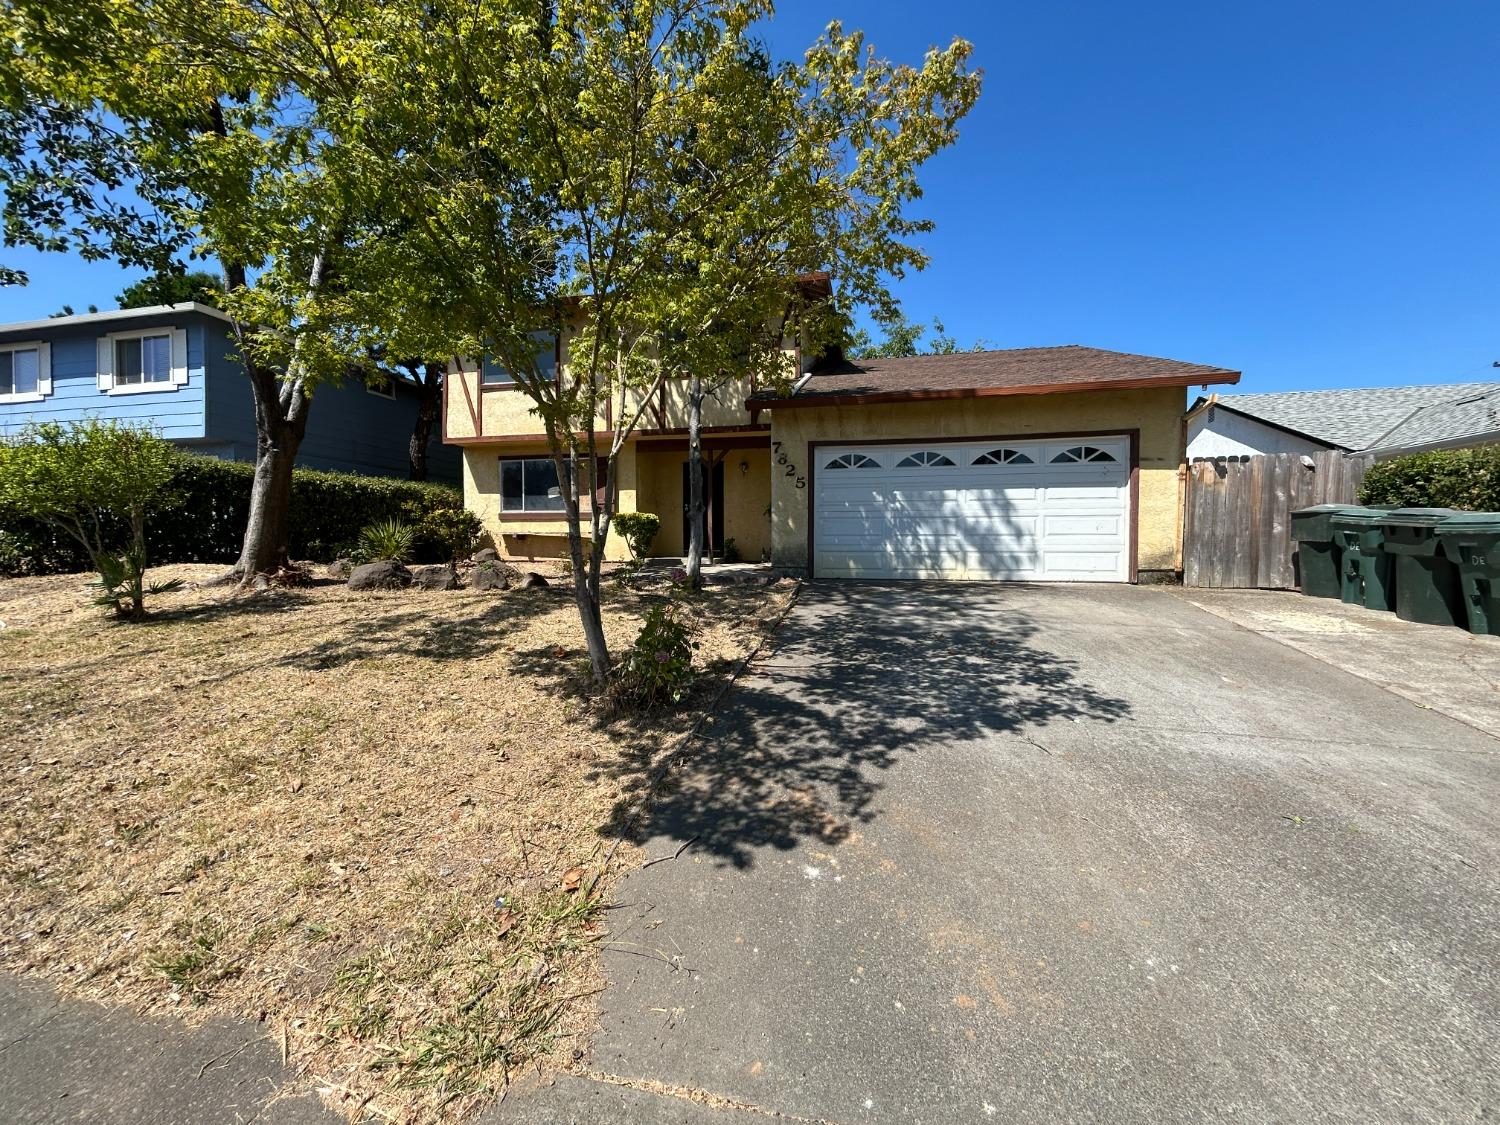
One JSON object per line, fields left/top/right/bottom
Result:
{"left": 771, "top": 441, "right": 806, "bottom": 489}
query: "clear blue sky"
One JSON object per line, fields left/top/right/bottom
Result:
{"left": 3, "top": 0, "right": 1496, "bottom": 394}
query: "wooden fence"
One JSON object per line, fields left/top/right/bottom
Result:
{"left": 1183, "top": 451, "right": 1375, "bottom": 589}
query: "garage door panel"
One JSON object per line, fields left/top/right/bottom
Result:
{"left": 813, "top": 436, "right": 1130, "bottom": 582}
{"left": 1044, "top": 514, "right": 1125, "bottom": 537}
{"left": 1042, "top": 552, "right": 1126, "bottom": 579}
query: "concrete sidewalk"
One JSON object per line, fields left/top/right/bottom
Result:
{"left": 0, "top": 975, "right": 330, "bottom": 1124}
{"left": 1178, "top": 586, "right": 1500, "bottom": 741}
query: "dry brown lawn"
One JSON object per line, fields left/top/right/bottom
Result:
{"left": 0, "top": 563, "right": 794, "bottom": 1122}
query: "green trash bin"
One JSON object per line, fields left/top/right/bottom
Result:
{"left": 1376, "top": 508, "right": 1466, "bottom": 628}
{"left": 1330, "top": 508, "right": 1397, "bottom": 611}
{"left": 1432, "top": 512, "right": 1500, "bottom": 636}
{"left": 1290, "top": 504, "right": 1361, "bottom": 598}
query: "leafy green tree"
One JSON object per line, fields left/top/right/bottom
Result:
{"left": 848, "top": 314, "right": 979, "bottom": 359}
{"left": 640, "top": 26, "right": 980, "bottom": 585}
{"left": 0, "top": 0, "right": 385, "bottom": 585}
{"left": 0, "top": 421, "right": 182, "bottom": 619}
{"left": 116, "top": 269, "right": 222, "bottom": 309}
{"left": 340, "top": 2, "right": 980, "bottom": 657}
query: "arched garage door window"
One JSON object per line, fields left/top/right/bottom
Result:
{"left": 894, "top": 451, "right": 957, "bottom": 467}
{"left": 1051, "top": 445, "right": 1117, "bottom": 464}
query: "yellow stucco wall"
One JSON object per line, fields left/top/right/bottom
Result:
{"left": 629, "top": 444, "right": 772, "bottom": 560}
{"left": 765, "top": 386, "right": 1187, "bottom": 576}
{"left": 462, "top": 438, "right": 773, "bottom": 563}
{"left": 462, "top": 443, "right": 637, "bottom": 562}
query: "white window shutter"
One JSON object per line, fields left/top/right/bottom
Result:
{"left": 36, "top": 342, "right": 52, "bottom": 397}
{"left": 170, "top": 328, "right": 189, "bottom": 387}
{"left": 96, "top": 336, "right": 114, "bottom": 391}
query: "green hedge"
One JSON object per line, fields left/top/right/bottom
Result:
{"left": 0, "top": 454, "right": 464, "bottom": 576}
{"left": 1358, "top": 445, "right": 1500, "bottom": 511}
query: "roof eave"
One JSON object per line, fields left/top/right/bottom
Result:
{"left": 1366, "top": 429, "right": 1500, "bottom": 460}
{"left": 749, "top": 369, "right": 1241, "bottom": 415}
{"left": 1203, "top": 399, "right": 1354, "bottom": 452}
{"left": 0, "top": 301, "right": 231, "bottom": 336}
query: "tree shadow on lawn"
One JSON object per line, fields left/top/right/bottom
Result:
{"left": 596, "top": 582, "right": 1135, "bottom": 869}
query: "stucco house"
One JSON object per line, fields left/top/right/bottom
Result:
{"left": 443, "top": 324, "right": 1241, "bottom": 582}
{"left": 0, "top": 303, "right": 460, "bottom": 483}
{"left": 1186, "top": 382, "right": 1500, "bottom": 461}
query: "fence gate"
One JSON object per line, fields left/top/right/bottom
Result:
{"left": 1183, "top": 451, "right": 1374, "bottom": 588}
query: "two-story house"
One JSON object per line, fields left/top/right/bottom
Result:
{"left": 0, "top": 303, "right": 460, "bottom": 483}
{"left": 443, "top": 297, "right": 1242, "bottom": 581}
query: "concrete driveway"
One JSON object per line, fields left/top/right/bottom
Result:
{"left": 504, "top": 582, "right": 1500, "bottom": 1124}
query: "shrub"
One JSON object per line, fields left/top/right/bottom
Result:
{"left": 407, "top": 504, "right": 482, "bottom": 562}
{"left": 0, "top": 452, "right": 463, "bottom": 576}
{"left": 613, "top": 512, "right": 661, "bottom": 560}
{"left": 357, "top": 519, "right": 416, "bottom": 563}
{"left": 0, "top": 531, "right": 28, "bottom": 578}
{"left": 0, "top": 421, "right": 181, "bottom": 619}
{"left": 609, "top": 601, "right": 697, "bottom": 710}
{"left": 1358, "top": 445, "right": 1500, "bottom": 511}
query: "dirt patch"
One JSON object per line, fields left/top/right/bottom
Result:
{"left": 0, "top": 564, "right": 794, "bottom": 1121}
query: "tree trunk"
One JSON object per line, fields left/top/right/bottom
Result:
{"left": 217, "top": 243, "right": 329, "bottom": 586}
{"left": 409, "top": 365, "right": 440, "bottom": 480}
{"left": 684, "top": 375, "right": 706, "bottom": 589}
{"left": 234, "top": 418, "right": 303, "bottom": 576}
{"left": 558, "top": 448, "right": 612, "bottom": 686}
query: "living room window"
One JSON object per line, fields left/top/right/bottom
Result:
{"left": 500, "top": 456, "right": 567, "bottom": 512}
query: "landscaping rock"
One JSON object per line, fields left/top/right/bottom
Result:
{"left": 473, "top": 547, "right": 499, "bottom": 564}
{"left": 348, "top": 560, "right": 412, "bottom": 591}
{"left": 327, "top": 558, "right": 354, "bottom": 579}
{"left": 470, "top": 560, "right": 517, "bottom": 591}
{"left": 520, "top": 571, "right": 550, "bottom": 589}
{"left": 410, "top": 563, "right": 459, "bottom": 591}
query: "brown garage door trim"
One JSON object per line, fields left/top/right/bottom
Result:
{"left": 805, "top": 427, "right": 1142, "bottom": 583}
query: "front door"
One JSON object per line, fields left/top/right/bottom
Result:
{"left": 682, "top": 458, "right": 726, "bottom": 560}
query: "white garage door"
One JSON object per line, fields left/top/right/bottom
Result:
{"left": 813, "top": 436, "right": 1131, "bottom": 581}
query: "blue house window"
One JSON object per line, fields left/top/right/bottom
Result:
{"left": 99, "top": 327, "right": 187, "bottom": 394}
{"left": 115, "top": 334, "right": 172, "bottom": 386}
{"left": 0, "top": 344, "right": 47, "bottom": 402}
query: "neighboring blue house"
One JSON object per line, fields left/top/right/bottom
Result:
{"left": 0, "top": 303, "right": 460, "bottom": 483}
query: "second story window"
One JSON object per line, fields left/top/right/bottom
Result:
{"left": 483, "top": 333, "right": 558, "bottom": 387}
{"left": 97, "top": 327, "right": 189, "bottom": 394}
{"left": 115, "top": 333, "right": 172, "bottom": 386}
{"left": 0, "top": 343, "right": 49, "bottom": 403}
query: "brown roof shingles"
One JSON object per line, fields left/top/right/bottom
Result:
{"left": 751, "top": 345, "right": 1240, "bottom": 409}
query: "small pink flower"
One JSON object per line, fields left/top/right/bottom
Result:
{"left": 654, "top": 650, "right": 670, "bottom": 663}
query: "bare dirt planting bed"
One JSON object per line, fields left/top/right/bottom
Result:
{"left": 0, "top": 563, "right": 794, "bottom": 1121}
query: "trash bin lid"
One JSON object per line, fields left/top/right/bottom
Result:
{"left": 1329, "top": 507, "right": 1391, "bottom": 526}
{"left": 1292, "top": 504, "right": 1363, "bottom": 516}
{"left": 1376, "top": 507, "right": 1457, "bottom": 528}
{"left": 1433, "top": 511, "right": 1500, "bottom": 533}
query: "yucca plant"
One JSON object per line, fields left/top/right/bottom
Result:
{"left": 357, "top": 518, "right": 415, "bottom": 563}
{"left": 90, "top": 548, "right": 185, "bottom": 621}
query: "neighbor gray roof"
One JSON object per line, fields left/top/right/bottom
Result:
{"left": 1211, "top": 382, "right": 1500, "bottom": 452}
